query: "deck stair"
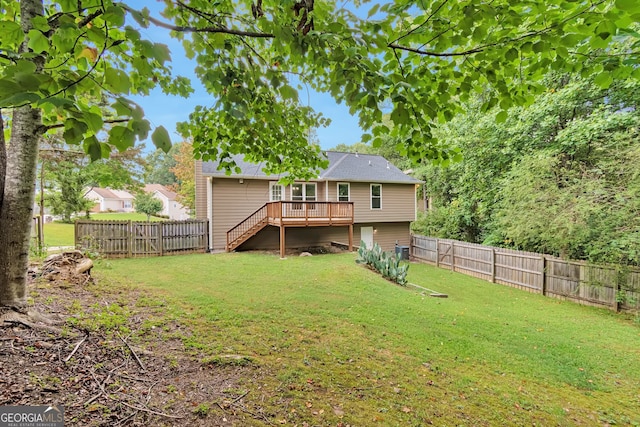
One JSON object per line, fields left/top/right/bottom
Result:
{"left": 226, "top": 204, "right": 268, "bottom": 251}
{"left": 226, "top": 201, "right": 354, "bottom": 252}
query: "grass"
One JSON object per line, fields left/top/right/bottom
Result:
{"left": 43, "top": 222, "right": 75, "bottom": 247}
{"left": 42, "top": 213, "right": 163, "bottom": 247}
{"left": 94, "top": 252, "right": 640, "bottom": 426}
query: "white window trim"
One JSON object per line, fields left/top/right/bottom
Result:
{"left": 291, "top": 182, "right": 317, "bottom": 201}
{"left": 370, "top": 183, "right": 382, "bottom": 210}
{"left": 337, "top": 182, "right": 350, "bottom": 202}
{"left": 269, "top": 182, "right": 284, "bottom": 201}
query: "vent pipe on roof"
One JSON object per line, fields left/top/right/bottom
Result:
{"left": 386, "top": 161, "right": 390, "bottom": 169}
{"left": 355, "top": 151, "right": 358, "bottom": 157}
{"left": 368, "top": 160, "right": 372, "bottom": 166}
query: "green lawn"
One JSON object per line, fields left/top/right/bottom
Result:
{"left": 42, "top": 213, "right": 163, "bottom": 248}
{"left": 43, "top": 221, "right": 75, "bottom": 247}
{"left": 94, "top": 252, "right": 640, "bottom": 426}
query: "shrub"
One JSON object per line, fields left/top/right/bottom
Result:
{"left": 356, "top": 241, "right": 409, "bottom": 286}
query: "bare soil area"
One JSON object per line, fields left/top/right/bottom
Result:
{"left": 0, "top": 259, "right": 267, "bottom": 426}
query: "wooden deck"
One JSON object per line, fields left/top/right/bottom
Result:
{"left": 227, "top": 201, "right": 354, "bottom": 254}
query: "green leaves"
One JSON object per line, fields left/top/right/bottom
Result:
{"left": 27, "top": 29, "right": 49, "bottom": 52}
{"left": 104, "top": 68, "right": 131, "bottom": 94}
{"left": 109, "top": 125, "right": 136, "bottom": 151}
{"left": 0, "top": 20, "right": 23, "bottom": 47}
{"left": 615, "top": 0, "right": 640, "bottom": 12}
{"left": 151, "top": 126, "right": 171, "bottom": 153}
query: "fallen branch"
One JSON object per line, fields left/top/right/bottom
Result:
{"left": 117, "top": 400, "right": 184, "bottom": 419}
{"left": 231, "top": 390, "right": 250, "bottom": 404}
{"left": 117, "top": 333, "right": 146, "bottom": 371}
{"left": 64, "top": 335, "right": 87, "bottom": 362}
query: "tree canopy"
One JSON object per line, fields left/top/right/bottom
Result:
{"left": 134, "top": 191, "right": 163, "bottom": 221}
{"left": 1, "top": 0, "right": 639, "bottom": 307}
{"left": 411, "top": 71, "right": 640, "bottom": 265}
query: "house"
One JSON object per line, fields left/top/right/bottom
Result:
{"left": 144, "top": 184, "right": 190, "bottom": 220}
{"left": 195, "top": 151, "right": 421, "bottom": 256}
{"left": 85, "top": 187, "right": 135, "bottom": 213}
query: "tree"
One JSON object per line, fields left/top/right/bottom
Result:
{"left": 45, "top": 161, "right": 93, "bottom": 222}
{"left": 169, "top": 141, "right": 195, "bottom": 213}
{"left": 412, "top": 72, "right": 640, "bottom": 265}
{"left": 134, "top": 192, "right": 163, "bottom": 221}
{"left": 144, "top": 147, "right": 177, "bottom": 186}
{"left": 38, "top": 135, "right": 145, "bottom": 231}
{"left": 0, "top": 0, "right": 638, "bottom": 313}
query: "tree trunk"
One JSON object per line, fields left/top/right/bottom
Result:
{"left": 0, "top": 0, "right": 45, "bottom": 308}
{"left": 0, "top": 106, "right": 43, "bottom": 307}
{"left": 0, "top": 110, "right": 5, "bottom": 211}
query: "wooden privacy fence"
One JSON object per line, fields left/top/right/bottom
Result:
{"left": 75, "top": 220, "right": 208, "bottom": 258}
{"left": 411, "top": 235, "right": 640, "bottom": 312}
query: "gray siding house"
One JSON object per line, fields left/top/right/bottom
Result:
{"left": 194, "top": 151, "right": 421, "bottom": 256}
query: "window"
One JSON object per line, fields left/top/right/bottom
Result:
{"left": 337, "top": 183, "right": 350, "bottom": 202}
{"left": 291, "top": 183, "right": 316, "bottom": 201}
{"left": 270, "top": 182, "right": 284, "bottom": 201}
{"left": 370, "top": 184, "right": 381, "bottom": 209}
{"left": 291, "top": 183, "right": 316, "bottom": 210}
{"left": 124, "top": 200, "right": 132, "bottom": 209}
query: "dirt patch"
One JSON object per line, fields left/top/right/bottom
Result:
{"left": 0, "top": 270, "right": 267, "bottom": 426}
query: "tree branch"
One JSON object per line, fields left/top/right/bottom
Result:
{"left": 40, "top": 118, "right": 129, "bottom": 133}
{"left": 0, "top": 53, "right": 18, "bottom": 63}
{"left": 389, "top": 0, "right": 449, "bottom": 46}
{"left": 388, "top": 43, "right": 484, "bottom": 57}
{"left": 389, "top": 0, "right": 609, "bottom": 58}
{"left": 120, "top": 4, "right": 274, "bottom": 38}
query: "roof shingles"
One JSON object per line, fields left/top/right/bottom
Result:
{"left": 201, "top": 151, "right": 420, "bottom": 184}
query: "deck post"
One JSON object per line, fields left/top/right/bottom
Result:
{"left": 280, "top": 225, "right": 286, "bottom": 258}
{"left": 348, "top": 224, "right": 353, "bottom": 251}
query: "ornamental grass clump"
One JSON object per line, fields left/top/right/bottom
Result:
{"left": 356, "top": 242, "right": 409, "bottom": 286}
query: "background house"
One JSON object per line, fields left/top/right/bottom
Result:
{"left": 85, "top": 187, "right": 135, "bottom": 213}
{"left": 195, "top": 151, "right": 421, "bottom": 254}
{"left": 144, "top": 184, "right": 190, "bottom": 220}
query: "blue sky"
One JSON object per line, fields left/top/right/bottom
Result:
{"left": 129, "top": 3, "right": 366, "bottom": 152}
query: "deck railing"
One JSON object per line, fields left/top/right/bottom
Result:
{"left": 227, "top": 201, "right": 354, "bottom": 251}
{"left": 268, "top": 201, "right": 354, "bottom": 224}
{"left": 226, "top": 204, "right": 269, "bottom": 250}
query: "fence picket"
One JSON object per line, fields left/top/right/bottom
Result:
{"left": 410, "top": 235, "right": 640, "bottom": 312}
{"left": 75, "top": 219, "right": 208, "bottom": 258}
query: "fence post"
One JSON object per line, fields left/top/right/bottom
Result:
{"left": 614, "top": 273, "right": 621, "bottom": 312}
{"left": 435, "top": 238, "right": 439, "bottom": 267}
{"left": 451, "top": 241, "right": 455, "bottom": 272}
{"left": 127, "top": 220, "right": 132, "bottom": 258}
{"left": 158, "top": 222, "right": 164, "bottom": 257}
{"left": 74, "top": 220, "right": 79, "bottom": 249}
{"left": 541, "top": 255, "right": 546, "bottom": 296}
{"left": 490, "top": 248, "right": 496, "bottom": 283}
